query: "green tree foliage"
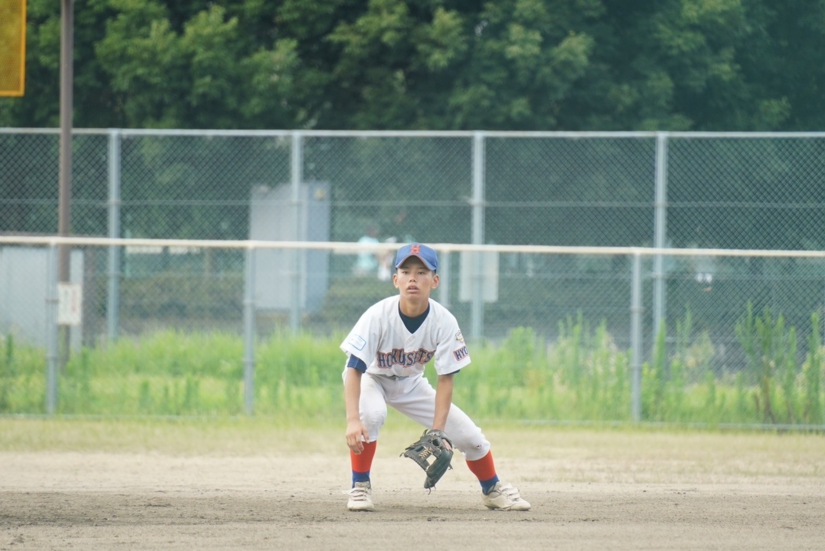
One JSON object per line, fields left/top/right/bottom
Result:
{"left": 1, "top": 0, "right": 824, "bottom": 130}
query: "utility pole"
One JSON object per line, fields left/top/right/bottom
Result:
{"left": 58, "top": 0, "right": 74, "bottom": 366}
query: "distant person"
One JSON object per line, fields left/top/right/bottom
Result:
{"left": 377, "top": 236, "right": 397, "bottom": 282}
{"left": 377, "top": 209, "right": 415, "bottom": 281}
{"left": 354, "top": 225, "right": 381, "bottom": 278}
{"left": 690, "top": 226, "right": 715, "bottom": 292}
{"left": 694, "top": 256, "right": 715, "bottom": 292}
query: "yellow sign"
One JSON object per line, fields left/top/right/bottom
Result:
{"left": 0, "top": 0, "right": 26, "bottom": 97}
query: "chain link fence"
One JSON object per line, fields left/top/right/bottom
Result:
{"left": 2, "top": 129, "right": 825, "bottom": 426}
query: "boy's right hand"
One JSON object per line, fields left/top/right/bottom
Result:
{"left": 346, "top": 420, "right": 370, "bottom": 454}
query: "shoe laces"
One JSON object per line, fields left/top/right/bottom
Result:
{"left": 498, "top": 483, "right": 521, "bottom": 500}
{"left": 349, "top": 483, "right": 371, "bottom": 501}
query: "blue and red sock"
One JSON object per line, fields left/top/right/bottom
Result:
{"left": 350, "top": 440, "right": 377, "bottom": 487}
{"left": 466, "top": 451, "right": 500, "bottom": 495}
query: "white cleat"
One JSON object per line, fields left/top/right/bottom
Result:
{"left": 482, "top": 481, "right": 531, "bottom": 511}
{"left": 347, "top": 481, "right": 375, "bottom": 512}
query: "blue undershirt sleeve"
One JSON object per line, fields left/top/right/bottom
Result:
{"left": 346, "top": 354, "right": 367, "bottom": 372}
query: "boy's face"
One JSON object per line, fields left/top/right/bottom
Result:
{"left": 393, "top": 257, "right": 439, "bottom": 299}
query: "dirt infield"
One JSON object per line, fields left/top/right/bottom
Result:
{"left": 1, "top": 422, "right": 824, "bottom": 550}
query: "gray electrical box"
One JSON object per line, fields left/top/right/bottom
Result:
{"left": 0, "top": 247, "right": 84, "bottom": 349}
{"left": 249, "top": 182, "right": 331, "bottom": 313}
{"left": 459, "top": 250, "right": 499, "bottom": 303}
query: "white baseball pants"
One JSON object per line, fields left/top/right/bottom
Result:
{"left": 352, "top": 371, "right": 491, "bottom": 462}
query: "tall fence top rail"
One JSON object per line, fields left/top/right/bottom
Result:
{"left": 6, "top": 128, "right": 825, "bottom": 139}
{"left": 3, "top": 235, "right": 825, "bottom": 259}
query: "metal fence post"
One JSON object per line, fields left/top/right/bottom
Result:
{"left": 438, "top": 250, "right": 450, "bottom": 309}
{"left": 290, "top": 131, "right": 303, "bottom": 333}
{"left": 45, "top": 243, "right": 59, "bottom": 415}
{"left": 243, "top": 246, "right": 256, "bottom": 416}
{"left": 471, "top": 132, "right": 486, "bottom": 341}
{"left": 630, "top": 251, "right": 644, "bottom": 422}
{"left": 106, "top": 129, "right": 121, "bottom": 343}
{"left": 652, "top": 132, "right": 669, "bottom": 351}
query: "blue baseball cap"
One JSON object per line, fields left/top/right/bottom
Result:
{"left": 395, "top": 243, "right": 438, "bottom": 271}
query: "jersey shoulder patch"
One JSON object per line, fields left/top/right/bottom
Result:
{"left": 347, "top": 334, "right": 367, "bottom": 351}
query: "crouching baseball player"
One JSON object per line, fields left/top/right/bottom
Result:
{"left": 341, "top": 242, "right": 531, "bottom": 512}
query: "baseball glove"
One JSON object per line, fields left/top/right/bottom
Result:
{"left": 400, "top": 429, "right": 454, "bottom": 490}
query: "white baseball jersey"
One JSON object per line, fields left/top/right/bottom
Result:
{"left": 340, "top": 296, "right": 471, "bottom": 378}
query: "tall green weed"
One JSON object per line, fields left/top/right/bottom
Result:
{"left": 735, "top": 303, "right": 799, "bottom": 424}
{"left": 0, "top": 335, "right": 46, "bottom": 413}
{"left": 803, "top": 313, "right": 823, "bottom": 424}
